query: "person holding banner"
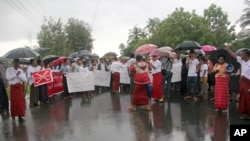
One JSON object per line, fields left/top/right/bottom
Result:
{"left": 148, "top": 54, "right": 164, "bottom": 103}
{"left": 128, "top": 54, "right": 151, "bottom": 111}
{"left": 6, "top": 59, "right": 27, "bottom": 123}
{"left": 27, "top": 59, "right": 39, "bottom": 107}
{"left": 110, "top": 57, "right": 123, "bottom": 94}
{"left": 60, "top": 58, "right": 73, "bottom": 100}
{"left": 36, "top": 59, "right": 49, "bottom": 104}
{"left": 97, "top": 58, "right": 109, "bottom": 71}
{"left": 226, "top": 46, "right": 250, "bottom": 120}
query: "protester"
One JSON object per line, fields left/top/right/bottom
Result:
{"left": 36, "top": 59, "right": 49, "bottom": 104}
{"left": 97, "top": 58, "right": 109, "bottom": 71}
{"left": 226, "top": 46, "right": 250, "bottom": 119}
{"left": 60, "top": 58, "right": 73, "bottom": 100}
{"left": 71, "top": 58, "right": 82, "bottom": 72}
{"left": 181, "top": 57, "right": 188, "bottom": 96}
{"left": 148, "top": 54, "right": 164, "bottom": 103}
{"left": 161, "top": 55, "right": 173, "bottom": 99}
{"left": 0, "top": 61, "right": 9, "bottom": 113}
{"left": 127, "top": 54, "right": 136, "bottom": 94}
{"left": 110, "top": 57, "right": 123, "bottom": 94}
{"left": 212, "top": 55, "right": 229, "bottom": 113}
{"left": 128, "top": 54, "right": 151, "bottom": 111}
{"left": 6, "top": 59, "right": 27, "bottom": 123}
{"left": 81, "top": 59, "right": 92, "bottom": 99}
{"left": 27, "top": 59, "right": 39, "bottom": 107}
{"left": 90, "top": 60, "right": 98, "bottom": 71}
{"left": 184, "top": 50, "right": 200, "bottom": 101}
{"left": 199, "top": 57, "right": 208, "bottom": 100}
{"left": 205, "top": 54, "right": 215, "bottom": 100}
{"left": 229, "top": 68, "right": 240, "bottom": 101}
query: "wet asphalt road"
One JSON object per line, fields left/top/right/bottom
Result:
{"left": 0, "top": 90, "right": 250, "bottom": 141}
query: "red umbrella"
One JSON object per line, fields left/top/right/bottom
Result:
{"left": 201, "top": 45, "right": 217, "bottom": 53}
{"left": 52, "top": 56, "right": 68, "bottom": 66}
{"left": 134, "top": 44, "right": 157, "bottom": 54}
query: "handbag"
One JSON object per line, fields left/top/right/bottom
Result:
{"left": 145, "top": 83, "right": 153, "bottom": 98}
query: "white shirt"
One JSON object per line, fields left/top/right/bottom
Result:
{"left": 110, "top": 61, "right": 123, "bottom": 73}
{"left": 36, "top": 66, "right": 45, "bottom": 71}
{"left": 100, "top": 63, "right": 105, "bottom": 71}
{"left": 6, "top": 67, "right": 27, "bottom": 85}
{"left": 151, "top": 60, "right": 162, "bottom": 74}
{"left": 200, "top": 64, "right": 208, "bottom": 77}
{"left": 79, "top": 66, "right": 90, "bottom": 72}
{"left": 186, "top": 58, "right": 199, "bottom": 77}
{"left": 27, "top": 65, "right": 38, "bottom": 85}
{"left": 237, "top": 56, "right": 250, "bottom": 80}
{"left": 127, "top": 58, "right": 136, "bottom": 68}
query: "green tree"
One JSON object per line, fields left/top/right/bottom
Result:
{"left": 204, "top": 4, "right": 235, "bottom": 48}
{"left": 37, "top": 17, "right": 68, "bottom": 56}
{"left": 118, "top": 43, "right": 126, "bottom": 56}
{"left": 238, "top": 0, "right": 250, "bottom": 28}
{"left": 65, "top": 18, "right": 93, "bottom": 52}
{"left": 145, "top": 18, "right": 161, "bottom": 36}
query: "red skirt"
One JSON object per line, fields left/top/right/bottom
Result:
{"left": 112, "top": 72, "right": 120, "bottom": 91}
{"left": 10, "top": 84, "right": 26, "bottom": 117}
{"left": 239, "top": 76, "right": 250, "bottom": 115}
{"left": 152, "top": 72, "right": 163, "bottom": 99}
{"left": 132, "top": 84, "right": 149, "bottom": 106}
{"left": 214, "top": 77, "right": 229, "bottom": 109}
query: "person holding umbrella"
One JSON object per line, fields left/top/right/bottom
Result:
{"left": 226, "top": 46, "right": 250, "bottom": 119}
{"left": 184, "top": 50, "right": 200, "bottom": 101}
{"left": 6, "top": 59, "right": 27, "bottom": 123}
{"left": 0, "top": 61, "right": 9, "bottom": 113}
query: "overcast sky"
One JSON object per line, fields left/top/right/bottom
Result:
{"left": 0, "top": 0, "right": 246, "bottom": 57}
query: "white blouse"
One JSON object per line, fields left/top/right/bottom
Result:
{"left": 6, "top": 67, "right": 27, "bottom": 85}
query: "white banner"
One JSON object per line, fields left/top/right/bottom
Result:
{"left": 171, "top": 61, "right": 182, "bottom": 83}
{"left": 120, "top": 68, "right": 130, "bottom": 84}
{"left": 66, "top": 72, "right": 95, "bottom": 93}
{"left": 94, "top": 70, "right": 111, "bottom": 87}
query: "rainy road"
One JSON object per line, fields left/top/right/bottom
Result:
{"left": 0, "top": 90, "right": 249, "bottom": 141}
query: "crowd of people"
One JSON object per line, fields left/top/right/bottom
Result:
{"left": 0, "top": 45, "right": 250, "bottom": 123}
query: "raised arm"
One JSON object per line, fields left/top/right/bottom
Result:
{"left": 225, "top": 45, "right": 237, "bottom": 60}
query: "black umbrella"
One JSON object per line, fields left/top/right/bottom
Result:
{"left": 176, "top": 41, "right": 201, "bottom": 50}
{"left": 42, "top": 55, "right": 59, "bottom": 62}
{"left": 69, "top": 52, "right": 79, "bottom": 59}
{"left": 3, "top": 47, "right": 40, "bottom": 59}
{"left": 209, "top": 49, "right": 240, "bottom": 73}
{"left": 78, "top": 52, "right": 92, "bottom": 58}
{"left": 235, "top": 48, "right": 250, "bottom": 55}
{"left": 79, "top": 50, "right": 91, "bottom": 54}
{"left": 19, "top": 58, "right": 30, "bottom": 65}
{"left": 91, "top": 53, "right": 99, "bottom": 60}
{"left": 103, "top": 52, "right": 118, "bottom": 57}
{"left": 33, "top": 47, "right": 50, "bottom": 53}
{"left": 186, "top": 49, "right": 205, "bottom": 56}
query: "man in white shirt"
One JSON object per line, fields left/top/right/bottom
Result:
{"left": 226, "top": 46, "right": 250, "bottom": 120}
{"left": 185, "top": 50, "right": 200, "bottom": 101}
{"left": 110, "top": 57, "right": 123, "bottom": 94}
{"left": 6, "top": 59, "right": 27, "bottom": 123}
{"left": 148, "top": 54, "right": 164, "bottom": 103}
{"left": 27, "top": 59, "right": 39, "bottom": 108}
{"left": 97, "top": 58, "right": 108, "bottom": 71}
